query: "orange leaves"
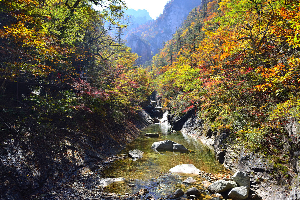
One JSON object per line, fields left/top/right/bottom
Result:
{"left": 153, "top": 0, "right": 300, "bottom": 136}
{"left": 256, "top": 64, "right": 286, "bottom": 79}
{"left": 149, "top": 0, "right": 300, "bottom": 157}
{"left": 218, "top": 0, "right": 230, "bottom": 13}
{"left": 275, "top": 3, "right": 300, "bottom": 47}
{"left": 255, "top": 83, "right": 273, "bottom": 92}
{"left": 205, "top": 0, "right": 219, "bottom": 21}
{"left": 254, "top": 62, "right": 300, "bottom": 93}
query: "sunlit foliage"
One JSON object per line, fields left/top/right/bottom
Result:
{"left": 152, "top": 0, "right": 300, "bottom": 154}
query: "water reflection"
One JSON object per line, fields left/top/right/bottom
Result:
{"left": 102, "top": 124, "right": 227, "bottom": 198}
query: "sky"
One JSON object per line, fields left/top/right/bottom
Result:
{"left": 122, "top": 0, "right": 170, "bottom": 19}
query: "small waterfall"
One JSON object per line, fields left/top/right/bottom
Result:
{"left": 159, "top": 111, "right": 171, "bottom": 135}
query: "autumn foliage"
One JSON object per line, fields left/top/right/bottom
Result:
{"left": 0, "top": 0, "right": 152, "bottom": 133}
{"left": 152, "top": 0, "right": 300, "bottom": 153}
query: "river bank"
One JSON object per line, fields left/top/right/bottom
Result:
{"left": 2, "top": 105, "right": 299, "bottom": 200}
{"left": 0, "top": 109, "right": 152, "bottom": 200}
{"left": 180, "top": 114, "right": 300, "bottom": 200}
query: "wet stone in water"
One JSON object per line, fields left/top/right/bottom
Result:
{"left": 101, "top": 124, "right": 227, "bottom": 199}
{"left": 186, "top": 187, "right": 201, "bottom": 197}
{"left": 128, "top": 149, "right": 144, "bottom": 161}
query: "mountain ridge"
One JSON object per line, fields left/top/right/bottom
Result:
{"left": 124, "top": 0, "right": 202, "bottom": 64}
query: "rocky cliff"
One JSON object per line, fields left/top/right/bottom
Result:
{"left": 126, "top": 34, "right": 152, "bottom": 64}
{"left": 125, "top": 9, "right": 152, "bottom": 26}
{"left": 179, "top": 114, "right": 300, "bottom": 200}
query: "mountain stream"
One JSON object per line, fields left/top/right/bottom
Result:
{"left": 101, "top": 115, "right": 229, "bottom": 199}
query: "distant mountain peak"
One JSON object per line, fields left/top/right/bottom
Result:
{"left": 125, "top": 9, "right": 153, "bottom": 21}
{"left": 124, "top": 0, "right": 202, "bottom": 64}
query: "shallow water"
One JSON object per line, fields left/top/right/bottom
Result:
{"left": 102, "top": 123, "right": 228, "bottom": 198}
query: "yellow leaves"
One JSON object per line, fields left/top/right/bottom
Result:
{"left": 269, "top": 3, "right": 300, "bottom": 48}
{"left": 111, "top": 67, "right": 152, "bottom": 109}
{"left": 115, "top": 50, "right": 138, "bottom": 68}
{"left": 3, "top": 62, "right": 54, "bottom": 80}
{"left": 220, "top": 52, "right": 230, "bottom": 60}
{"left": 181, "top": 28, "right": 189, "bottom": 38}
{"left": 268, "top": 96, "right": 300, "bottom": 130}
{"left": 4, "top": 22, "right": 33, "bottom": 38}
{"left": 30, "top": 64, "right": 55, "bottom": 77}
{"left": 237, "top": 126, "right": 266, "bottom": 145}
{"left": 18, "top": 0, "right": 39, "bottom": 6}
{"left": 218, "top": 0, "right": 230, "bottom": 13}
{"left": 3, "top": 21, "right": 49, "bottom": 53}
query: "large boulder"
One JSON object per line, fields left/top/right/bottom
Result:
{"left": 229, "top": 171, "right": 250, "bottom": 199}
{"left": 152, "top": 140, "right": 174, "bottom": 151}
{"left": 128, "top": 149, "right": 144, "bottom": 161}
{"left": 171, "top": 189, "right": 184, "bottom": 198}
{"left": 169, "top": 108, "right": 196, "bottom": 131}
{"left": 232, "top": 171, "right": 250, "bottom": 189}
{"left": 169, "top": 164, "right": 200, "bottom": 175}
{"left": 228, "top": 186, "right": 249, "bottom": 200}
{"left": 151, "top": 140, "right": 189, "bottom": 152}
{"left": 208, "top": 180, "right": 237, "bottom": 193}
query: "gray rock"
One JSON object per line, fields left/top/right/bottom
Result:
{"left": 152, "top": 140, "right": 175, "bottom": 151}
{"left": 145, "top": 133, "right": 159, "bottom": 138}
{"left": 183, "top": 177, "right": 196, "bottom": 184}
{"left": 172, "top": 189, "right": 184, "bottom": 198}
{"left": 169, "top": 164, "right": 200, "bottom": 175}
{"left": 99, "top": 177, "right": 125, "bottom": 187}
{"left": 208, "top": 180, "right": 237, "bottom": 193}
{"left": 173, "top": 143, "right": 189, "bottom": 152}
{"left": 228, "top": 186, "right": 249, "bottom": 200}
{"left": 151, "top": 140, "right": 189, "bottom": 152}
{"left": 128, "top": 149, "right": 144, "bottom": 161}
{"left": 186, "top": 187, "right": 201, "bottom": 197}
{"left": 232, "top": 171, "right": 250, "bottom": 189}
{"left": 137, "top": 109, "right": 154, "bottom": 125}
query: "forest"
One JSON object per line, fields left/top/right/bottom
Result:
{"left": 0, "top": 0, "right": 153, "bottom": 136}
{"left": 153, "top": 0, "right": 300, "bottom": 158}
{"left": 1, "top": 0, "right": 300, "bottom": 198}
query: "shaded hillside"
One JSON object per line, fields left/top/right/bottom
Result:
{"left": 0, "top": 0, "right": 153, "bottom": 199}
{"left": 125, "top": 0, "right": 202, "bottom": 64}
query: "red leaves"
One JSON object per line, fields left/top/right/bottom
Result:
{"left": 182, "top": 105, "right": 195, "bottom": 113}
{"left": 72, "top": 78, "right": 110, "bottom": 100}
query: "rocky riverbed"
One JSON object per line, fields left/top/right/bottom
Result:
{"left": 2, "top": 106, "right": 299, "bottom": 200}
{"left": 98, "top": 122, "right": 237, "bottom": 200}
